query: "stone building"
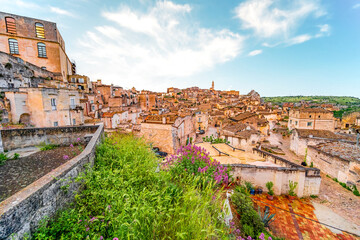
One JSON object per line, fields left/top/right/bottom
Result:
{"left": 68, "top": 75, "right": 91, "bottom": 93}
{"left": 290, "top": 129, "right": 355, "bottom": 156}
{"left": 308, "top": 142, "right": 360, "bottom": 185}
{"left": 341, "top": 112, "right": 360, "bottom": 129}
{"left": 288, "top": 108, "right": 335, "bottom": 132}
{"left": 140, "top": 114, "right": 196, "bottom": 154}
{"left": 4, "top": 87, "right": 84, "bottom": 127}
{"left": 220, "top": 122, "right": 261, "bottom": 151}
{"left": 0, "top": 12, "right": 73, "bottom": 82}
{"left": 139, "top": 91, "right": 156, "bottom": 112}
{"left": 194, "top": 111, "right": 209, "bottom": 132}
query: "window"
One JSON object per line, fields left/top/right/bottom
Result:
{"left": 290, "top": 120, "right": 292, "bottom": 124}
{"left": 72, "top": 119, "right": 76, "bottom": 125}
{"left": 35, "top": 22, "right": 45, "bottom": 38}
{"left": 5, "top": 17, "right": 16, "bottom": 34}
{"left": 78, "top": 78, "right": 84, "bottom": 83}
{"left": 295, "top": 121, "right": 298, "bottom": 125}
{"left": 22, "top": 101, "right": 26, "bottom": 106}
{"left": 51, "top": 98, "right": 56, "bottom": 110}
{"left": 91, "top": 105, "right": 95, "bottom": 111}
{"left": 41, "top": 66, "right": 46, "bottom": 70}
{"left": 307, "top": 122, "right": 313, "bottom": 127}
{"left": 71, "top": 78, "right": 76, "bottom": 83}
{"left": 37, "top": 42, "right": 47, "bottom": 58}
{"left": 54, "top": 121, "right": 58, "bottom": 127}
{"left": 90, "top": 100, "right": 94, "bottom": 104}
{"left": 198, "top": 117, "right": 201, "bottom": 122}
{"left": 309, "top": 115, "right": 312, "bottom": 118}
{"left": 8, "top": 38, "right": 19, "bottom": 54}
{"left": 70, "top": 98, "right": 75, "bottom": 109}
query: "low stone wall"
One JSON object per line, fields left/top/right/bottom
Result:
{"left": 0, "top": 124, "right": 104, "bottom": 239}
{"left": 0, "top": 125, "right": 98, "bottom": 151}
{"left": 226, "top": 148, "right": 321, "bottom": 197}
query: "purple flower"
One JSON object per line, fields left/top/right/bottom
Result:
{"left": 99, "top": 237, "right": 103, "bottom": 240}
{"left": 113, "top": 238, "right": 119, "bottom": 240}
{"left": 259, "top": 233, "right": 265, "bottom": 240}
{"left": 86, "top": 227, "right": 89, "bottom": 231}
{"left": 63, "top": 155, "right": 69, "bottom": 160}
{"left": 268, "top": 238, "right": 272, "bottom": 240}
{"left": 70, "top": 144, "right": 74, "bottom": 148}
{"left": 77, "top": 137, "right": 81, "bottom": 142}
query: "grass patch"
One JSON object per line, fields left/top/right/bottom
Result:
{"left": 32, "top": 134, "right": 230, "bottom": 239}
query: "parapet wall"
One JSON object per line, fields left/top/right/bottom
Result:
{"left": 227, "top": 148, "right": 321, "bottom": 197}
{"left": 0, "top": 124, "right": 104, "bottom": 239}
{"left": 0, "top": 125, "right": 98, "bottom": 151}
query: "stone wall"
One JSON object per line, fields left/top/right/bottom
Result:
{"left": 0, "top": 125, "right": 97, "bottom": 151}
{"left": 0, "top": 124, "right": 104, "bottom": 239}
{"left": 227, "top": 148, "right": 321, "bottom": 197}
{"left": 307, "top": 146, "right": 351, "bottom": 183}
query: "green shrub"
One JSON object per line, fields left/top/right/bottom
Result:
{"left": 231, "top": 188, "right": 265, "bottom": 238}
{"left": 13, "top": 153, "right": 20, "bottom": 160}
{"left": 39, "top": 142, "right": 58, "bottom": 151}
{"left": 0, "top": 153, "right": 9, "bottom": 165}
{"left": 245, "top": 181, "right": 254, "bottom": 192}
{"left": 288, "top": 181, "right": 298, "bottom": 196}
{"left": 266, "top": 181, "right": 274, "bottom": 196}
{"left": 310, "top": 195, "right": 318, "bottom": 199}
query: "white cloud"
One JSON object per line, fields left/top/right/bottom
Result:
{"left": 50, "top": 7, "right": 74, "bottom": 17}
{"left": 288, "top": 34, "right": 312, "bottom": 45}
{"left": 74, "top": 1, "right": 244, "bottom": 91}
{"left": 353, "top": 3, "right": 360, "bottom": 9}
{"left": 235, "top": 0, "right": 328, "bottom": 46}
{"left": 248, "top": 49, "right": 263, "bottom": 56}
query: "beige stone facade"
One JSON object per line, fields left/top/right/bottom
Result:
{"left": 288, "top": 108, "right": 335, "bottom": 132}
{"left": 5, "top": 87, "right": 84, "bottom": 127}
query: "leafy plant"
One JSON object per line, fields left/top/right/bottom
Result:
{"left": 245, "top": 181, "right": 254, "bottom": 192}
{"left": 310, "top": 162, "right": 314, "bottom": 168}
{"left": 5, "top": 62, "right": 12, "bottom": 69}
{"left": 258, "top": 206, "right": 275, "bottom": 227}
{"left": 266, "top": 181, "right": 274, "bottom": 196}
{"left": 310, "top": 195, "right": 318, "bottom": 199}
{"left": 13, "top": 153, "right": 20, "bottom": 160}
{"left": 39, "top": 142, "right": 58, "bottom": 151}
{"left": 288, "top": 180, "right": 298, "bottom": 196}
{"left": 0, "top": 153, "right": 9, "bottom": 165}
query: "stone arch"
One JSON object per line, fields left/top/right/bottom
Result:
{"left": 19, "top": 113, "right": 30, "bottom": 125}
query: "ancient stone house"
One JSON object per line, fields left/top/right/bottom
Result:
{"left": 288, "top": 108, "right": 336, "bottom": 132}
{"left": 0, "top": 11, "right": 73, "bottom": 81}
{"left": 5, "top": 87, "right": 84, "bottom": 127}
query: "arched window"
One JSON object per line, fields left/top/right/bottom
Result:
{"left": 35, "top": 22, "right": 45, "bottom": 38}
{"left": 5, "top": 17, "right": 16, "bottom": 34}
{"left": 8, "top": 38, "right": 19, "bottom": 54}
{"left": 37, "top": 42, "right": 47, "bottom": 58}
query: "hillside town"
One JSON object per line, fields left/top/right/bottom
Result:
{"left": 0, "top": 11, "right": 360, "bottom": 240}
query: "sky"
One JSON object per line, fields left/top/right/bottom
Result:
{"left": 1, "top": 0, "right": 360, "bottom": 97}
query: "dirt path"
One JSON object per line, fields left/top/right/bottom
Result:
{"left": 0, "top": 145, "right": 85, "bottom": 202}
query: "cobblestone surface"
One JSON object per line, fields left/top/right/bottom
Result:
{"left": 0, "top": 145, "right": 84, "bottom": 202}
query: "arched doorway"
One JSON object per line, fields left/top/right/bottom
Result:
{"left": 19, "top": 113, "right": 31, "bottom": 125}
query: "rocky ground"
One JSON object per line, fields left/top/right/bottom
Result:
{"left": 0, "top": 145, "right": 85, "bottom": 202}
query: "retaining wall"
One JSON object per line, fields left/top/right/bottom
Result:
{"left": 227, "top": 148, "right": 321, "bottom": 197}
{"left": 0, "top": 124, "right": 104, "bottom": 239}
{"left": 0, "top": 125, "right": 98, "bottom": 151}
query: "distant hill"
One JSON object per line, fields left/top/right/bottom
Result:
{"left": 262, "top": 96, "right": 360, "bottom": 118}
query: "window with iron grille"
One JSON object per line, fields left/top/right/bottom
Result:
{"left": 37, "top": 42, "right": 47, "bottom": 58}
{"left": 35, "top": 22, "right": 45, "bottom": 38}
{"left": 8, "top": 38, "right": 19, "bottom": 54}
{"left": 5, "top": 17, "right": 16, "bottom": 34}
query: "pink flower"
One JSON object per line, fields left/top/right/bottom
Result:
{"left": 70, "top": 144, "right": 74, "bottom": 147}
{"left": 63, "top": 155, "right": 69, "bottom": 160}
{"left": 77, "top": 137, "right": 81, "bottom": 142}
{"left": 86, "top": 227, "right": 89, "bottom": 231}
{"left": 113, "top": 238, "right": 119, "bottom": 240}
{"left": 99, "top": 237, "right": 103, "bottom": 240}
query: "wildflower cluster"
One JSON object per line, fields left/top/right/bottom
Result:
{"left": 163, "top": 144, "right": 231, "bottom": 185}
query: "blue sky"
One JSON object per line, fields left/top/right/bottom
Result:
{"left": 1, "top": 0, "right": 360, "bottom": 97}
